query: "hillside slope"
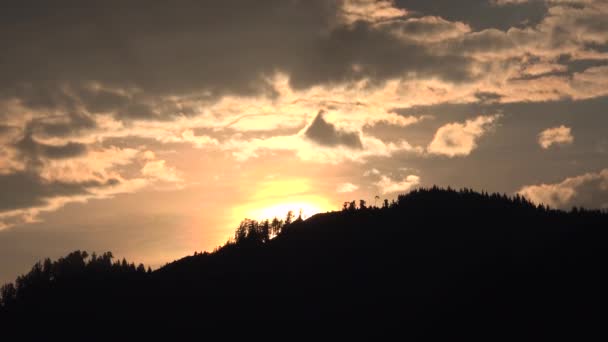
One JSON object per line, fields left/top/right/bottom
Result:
{"left": 2, "top": 187, "right": 608, "bottom": 336}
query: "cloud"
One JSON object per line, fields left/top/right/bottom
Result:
{"left": 0, "top": 169, "right": 148, "bottom": 229}
{"left": 304, "top": 110, "right": 363, "bottom": 149}
{"left": 339, "top": 0, "right": 408, "bottom": 25}
{"left": 226, "top": 110, "right": 424, "bottom": 164}
{"left": 0, "top": 0, "right": 607, "bottom": 229}
{"left": 489, "top": 0, "right": 531, "bottom": 6}
{"left": 0, "top": 1, "right": 336, "bottom": 104}
{"left": 0, "top": 145, "right": 187, "bottom": 229}
{"left": 375, "top": 175, "right": 420, "bottom": 194}
{"left": 364, "top": 168, "right": 381, "bottom": 176}
{"left": 427, "top": 115, "right": 500, "bottom": 157}
{"left": 0, "top": 1, "right": 605, "bottom": 134}
{"left": 227, "top": 130, "right": 422, "bottom": 164}
{"left": 518, "top": 169, "right": 608, "bottom": 209}
{"left": 0, "top": 0, "right": 477, "bottom": 114}
{"left": 520, "top": 62, "right": 567, "bottom": 77}
{"left": 16, "top": 134, "right": 87, "bottom": 161}
{"left": 141, "top": 160, "right": 183, "bottom": 183}
{"left": 538, "top": 125, "right": 574, "bottom": 149}
{"left": 0, "top": 0, "right": 606, "bottom": 118}
{"left": 30, "top": 112, "right": 97, "bottom": 138}
{"left": 337, "top": 183, "right": 359, "bottom": 193}
{"left": 380, "top": 16, "right": 471, "bottom": 43}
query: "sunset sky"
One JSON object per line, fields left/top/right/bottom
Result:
{"left": 1, "top": 0, "right": 608, "bottom": 283}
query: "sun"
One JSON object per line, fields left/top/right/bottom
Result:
{"left": 251, "top": 201, "right": 325, "bottom": 221}
{"left": 232, "top": 178, "right": 334, "bottom": 223}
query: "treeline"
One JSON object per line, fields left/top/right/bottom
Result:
{"left": 342, "top": 185, "right": 606, "bottom": 216}
{"left": 2, "top": 185, "right": 608, "bottom": 330}
{"left": 230, "top": 210, "right": 302, "bottom": 245}
{"left": 0, "top": 250, "right": 149, "bottom": 311}
{"left": 226, "top": 185, "right": 608, "bottom": 250}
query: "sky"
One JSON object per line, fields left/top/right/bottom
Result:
{"left": 1, "top": 0, "right": 608, "bottom": 283}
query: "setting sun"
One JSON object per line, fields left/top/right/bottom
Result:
{"left": 232, "top": 178, "right": 334, "bottom": 223}
{"left": 250, "top": 201, "right": 325, "bottom": 221}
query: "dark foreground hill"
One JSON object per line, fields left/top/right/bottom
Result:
{"left": 2, "top": 187, "right": 608, "bottom": 337}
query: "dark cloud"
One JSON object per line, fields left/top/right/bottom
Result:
{"left": 0, "top": 171, "right": 115, "bottom": 212}
{"left": 76, "top": 87, "right": 131, "bottom": 114}
{"left": 10, "top": 83, "right": 76, "bottom": 111}
{"left": 120, "top": 103, "right": 158, "bottom": 120}
{"left": 15, "top": 130, "right": 87, "bottom": 162}
{"left": 36, "top": 112, "right": 97, "bottom": 138}
{"left": 305, "top": 110, "right": 363, "bottom": 149}
{"left": 0, "top": 125, "right": 14, "bottom": 136}
{"left": 562, "top": 57, "right": 608, "bottom": 74}
{"left": 288, "top": 20, "right": 474, "bottom": 90}
{"left": 39, "top": 142, "right": 87, "bottom": 160}
{"left": 395, "top": 0, "right": 548, "bottom": 30}
{"left": 452, "top": 28, "right": 518, "bottom": 54}
{"left": 475, "top": 91, "right": 503, "bottom": 104}
{"left": 0, "top": 1, "right": 336, "bottom": 102}
{"left": 0, "top": 0, "right": 480, "bottom": 117}
{"left": 0, "top": 0, "right": 605, "bottom": 121}
{"left": 7, "top": 83, "right": 166, "bottom": 120}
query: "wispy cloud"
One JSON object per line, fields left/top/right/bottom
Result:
{"left": 538, "top": 125, "right": 574, "bottom": 149}
{"left": 375, "top": 175, "right": 420, "bottom": 194}
{"left": 337, "top": 183, "right": 359, "bottom": 193}
{"left": 518, "top": 169, "right": 608, "bottom": 209}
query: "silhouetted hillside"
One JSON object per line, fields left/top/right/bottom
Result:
{"left": 2, "top": 187, "right": 608, "bottom": 337}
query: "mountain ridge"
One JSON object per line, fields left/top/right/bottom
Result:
{"left": 1, "top": 187, "right": 608, "bottom": 336}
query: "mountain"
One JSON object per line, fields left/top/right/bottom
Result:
{"left": 2, "top": 187, "right": 608, "bottom": 337}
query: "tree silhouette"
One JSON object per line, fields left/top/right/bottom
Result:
{"left": 285, "top": 210, "right": 294, "bottom": 225}
{"left": 2, "top": 186, "right": 608, "bottom": 336}
{"left": 270, "top": 217, "right": 283, "bottom": 238}
{"left": 0, "top": 283, "right": 16, "bottom": 309}
{"left": 348, "top": 200, "right": 356, "bottom": 211}
{"left": 235, "top": 220, "right": 248, "bottom": 243}
{"left": 359, "top": 199, "right": 367, "bottom": 210}
{"left": 261, "top": 219, "right": 271, "bottom": 243}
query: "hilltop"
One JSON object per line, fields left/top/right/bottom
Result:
{"left": 1, "top": 187, "right": 608, "bottom": 337}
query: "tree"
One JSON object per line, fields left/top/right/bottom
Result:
{"left": 261, "top": 219, "right": 271, "bottom": 243}
{"left": 235, "top": 220, "right": 248, "bottom": 243}
{"left": 0, "top": 283, "right": 16, "bottom": 308}
{"left": 100, "top": 252, "right": 113, "bottom": 267}
{"left": 359, "top": 200, "right": 367, "bottom": 210}
{"left": 270, "top": 217, "right": 283, "bottom": 237}
{"left": 348, "top": 201, "right": 357, "bottom": 211}
{"left": 246, "top": 219, "right": 262, "bottom": 242}
{"left": 42, "top": 258, "right": 53, "bottom": 279}
{"left": 383, "top": 199, "right": 389, "bottom": 209}
{"left": 285, "top": 211, "right": 294, "bottom": 225}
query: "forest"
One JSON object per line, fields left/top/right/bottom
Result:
{"left": 1, "top": 186, "right": 608, "bottom": 337}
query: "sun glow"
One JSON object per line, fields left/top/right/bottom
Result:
{"left": 250, "top": 201, "right": 325, "bottom": 221}
{"left": 232, "top": 178, "right": 334, "bottom": 223}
